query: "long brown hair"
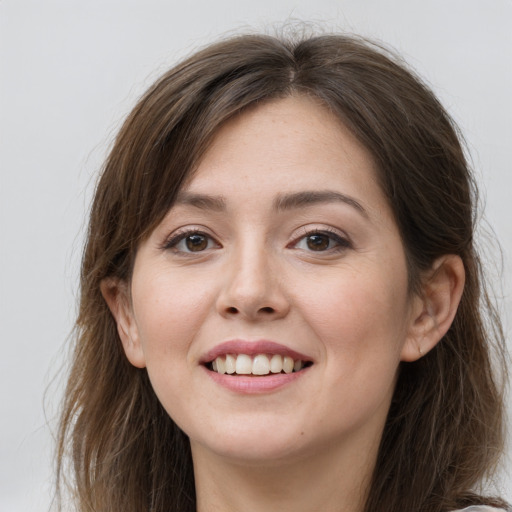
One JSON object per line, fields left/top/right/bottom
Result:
{"left": 56, "top": 33, "right": 509, "bottom": 512}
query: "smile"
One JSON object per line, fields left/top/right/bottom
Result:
{"left": 201, "top": 339, "right": 314, "bottom": 380}
{"left": 208, "top": 353, "right": 312, "bottom": 375}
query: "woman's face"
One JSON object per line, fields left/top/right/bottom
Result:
{"left": 120, "top": 96, "right": 422, "bottom": 464}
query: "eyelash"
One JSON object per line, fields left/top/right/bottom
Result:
{"left": 162, "top": 227, "right": 352, "bottom": 255}
{"left": 289, "top": 228, "right": 352, "bottom": 253}
{"left": 163, "top": 228, "right": 220, "bottom": 254}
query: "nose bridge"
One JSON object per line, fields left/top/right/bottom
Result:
{"left": 217, "top": 233, "right": 288, "bottom": 319}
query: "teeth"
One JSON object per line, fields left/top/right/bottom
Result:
{"left": 225, "top": 354, "right": 236, "bottom": 374}
{"left": 216, "top": 356, "right": 226, "bottom": 374}
{"left": 211, "top": 354, "right": 307, "bottom": 375}
{"left": 270, "top": 354, "right": 283, "bottom": 373}
{"left": 283, "top": 356, "right": 294, "bottom": 374}
{"left": 235, "top": 354, "right": 252, "bottom": 374}
{"left": 252, "top": 355, "right": 270, "bottom": 375}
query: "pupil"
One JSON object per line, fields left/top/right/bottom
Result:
{"left": 186, "top": 234, "right": 207, "bottom": 251}
{"left": 307, "top": 234, "right": 329, "bottom": 251}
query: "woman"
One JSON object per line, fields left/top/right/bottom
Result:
{"left": 56, "top": 33, "right": 509, "bottom": 512}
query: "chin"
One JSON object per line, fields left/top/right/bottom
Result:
{"left": 188, "top": 419, "right": 312, "bottom": 465}
{"left": 195, "top": 441, "right": 309, "bottom": 467}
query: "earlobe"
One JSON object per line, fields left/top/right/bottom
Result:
{"left": 401, "top": 255, "right": 465, "bottom": 362}
{"left": 100, "top": 278, "right": 146, "bottom": 368}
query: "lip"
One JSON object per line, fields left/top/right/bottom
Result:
{"left": 199, "top": 339, "right": 313, "bottom": 394}
{"left": 203, "top": 366, "right": 310, "bottom": 394}
{"left": 199, "top": 339, "right": 313, "bottom": 364}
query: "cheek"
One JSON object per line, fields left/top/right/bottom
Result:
{"left": 129, "top": 271, "right": 215, "bottom": 423}
{"left": 131, "top": 270, "right": 214, "bottom": 364}
{"left": 297, "top": 260, "right": 410, "bottom": 367}
{"left": 301, "top": 267, "right": 410, "bottom": 424}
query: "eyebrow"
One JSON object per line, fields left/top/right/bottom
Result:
{"left": 174, "top": 192, "right": 227, "bottom": 211}
{"left": 174, "top": 190, "right": 368, "bottom": 218}
{"left": 274, "top": 190, "right": 368, "bottom": 218}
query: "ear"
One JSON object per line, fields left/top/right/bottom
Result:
{"left": 401, "top": 255, "right": 465, "bottom": 362}
{"left": 100, "top": 278, "right": 146, "bottom": 368}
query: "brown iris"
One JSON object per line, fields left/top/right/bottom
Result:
{"left": 186, "top": 234, "right": 208, "bottom": 252}
{"left": 306, "top": 234, "right": 330, "bottom": 251}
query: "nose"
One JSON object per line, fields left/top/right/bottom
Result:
{"left": 216, "top": 243, "right": 290, "bottom": 321}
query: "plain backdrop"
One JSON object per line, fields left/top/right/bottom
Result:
{"left": 1, "top": 1, "right": 511, "bottom": 510}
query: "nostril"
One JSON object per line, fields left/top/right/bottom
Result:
{"left": 226, "top": 307, "right": 238, "bottom": 314}
{"left": 259, "top": 307, "right": 275, "bottom": 314}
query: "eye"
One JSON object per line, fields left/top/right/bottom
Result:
{"left": 164, "top": 230, "right": 219, "bottom": 253}
{"left": 292, "top": 230, "right": 351, "bottom": 253}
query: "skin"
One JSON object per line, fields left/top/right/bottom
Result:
{"left": 103, "top": 96, "right": 465, "bottom": 512}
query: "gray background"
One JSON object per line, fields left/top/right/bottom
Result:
{"left": 1, "top": 0, "right": 511, "bottom": 509}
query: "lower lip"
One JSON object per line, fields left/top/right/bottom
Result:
{"left": 203, "top": 366, "right": 310, "bottom": 394}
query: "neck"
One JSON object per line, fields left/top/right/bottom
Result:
{"left": 191, "top": 434, "right": 379, "bottom": 512}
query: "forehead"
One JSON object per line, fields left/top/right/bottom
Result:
{"left": 180, "top": 96, "right": 390, "bottom": 222}
{"left": 195, "top": 95, "right": 372, "bottom": 174}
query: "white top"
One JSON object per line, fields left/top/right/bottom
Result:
{"left": 454, "top": 507, "right": 507, "bottom": 512}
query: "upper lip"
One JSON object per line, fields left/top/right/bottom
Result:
{"left": 200, "top": 339, "right": 313, "bottom": 364}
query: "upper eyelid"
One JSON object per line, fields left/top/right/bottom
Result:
{"left": 161, "top": 227, "right": 220, "bottom": 250}
{"left": 291, "top": 225, "right": 351, "bottom": 241}
{"left": 289, "top": 226, "right": 354, "bottom": 250}
{"left": 160, "top": 224, "right": 352, "bottom": 249}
